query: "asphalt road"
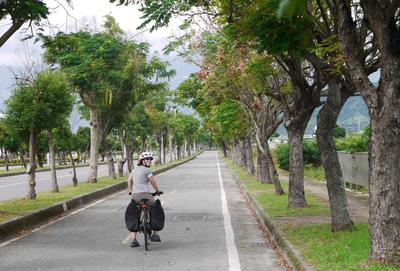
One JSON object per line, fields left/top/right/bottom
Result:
{"left": 0, "top": 164, "right": 111, "bottom": 201}
{"left": 0, "top": 152, "right": 284, "bottom": 271}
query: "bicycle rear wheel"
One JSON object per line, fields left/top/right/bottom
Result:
{"left": 143, "top": 209, "right": 149, "bottom": 251}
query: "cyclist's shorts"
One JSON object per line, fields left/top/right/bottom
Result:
{"left": 132, "top": 192, "right": 155, "bottom": 205}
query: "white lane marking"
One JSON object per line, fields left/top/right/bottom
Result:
{"left": 0, "top": 190, "right": 126, "bottom": 248}
{"left": 216, "top": 152, "right": 241, "bottom": 271}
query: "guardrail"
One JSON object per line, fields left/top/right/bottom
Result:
{"left": 337, "top": 151, "right": 368, "bottom": 187}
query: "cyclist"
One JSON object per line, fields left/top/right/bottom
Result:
{"left": 127, "top": 151, "right": 162, "bottom": 247}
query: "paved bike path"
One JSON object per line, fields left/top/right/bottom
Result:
{"left": 0, "top": 152, "right": 284, "bottom": 271}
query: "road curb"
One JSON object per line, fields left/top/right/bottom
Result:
{"left": 225, "top": 164, "right": 314, "bottom": 271}
{"left": 0, "top": 153, "right": 201, "bottom": 241}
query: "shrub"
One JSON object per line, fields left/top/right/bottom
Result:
{"left": 303, "top": 140, "right": 320, "bottom": 167}
{"left": 275, "top": 143, "right": 290, "bottom": 170}
{"left": 333, "top": 124, "right": 346, "bottom": 138}
{"left": 0, "top": 158, "right": 27, "bottom": 167}
{"left": 275, "top": 139, "right": 321, "bottom": 170}
{"left": 335, "top": 127, "right": 369, "bottom": 153}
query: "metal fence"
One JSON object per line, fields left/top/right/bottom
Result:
{"left": 337, "top": 151, "right": 369, "bottom": 187}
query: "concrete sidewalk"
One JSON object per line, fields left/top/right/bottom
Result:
{"left": 279, "top": 174, "right": 369, "bottom": 224}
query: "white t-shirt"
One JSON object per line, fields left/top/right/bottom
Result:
{"left": 132, "top": 165, "right": 153, "bottom": 193}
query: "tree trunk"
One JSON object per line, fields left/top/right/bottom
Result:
{"left": 177, "top": 145, "right": 181, "bottom": 160}
{"left": 62, "top": 152, "right": 67, "bottom": 165}
{"left": 334, "top": 1, "right": 400, "bottom": 261}
{"left": 230, "top": 142, "right": 236, "bottom": 163}
{"left": 163, "top": 137, "right": 167, "bottom": 163}
{"left": 47, "top": 129, "right": 59, "bottom": 193}
{"left": 184, "top": 139, "right": 188, "bottom": 158}
{"left": 257, "top": 146, "right": 272, "bottom": 184}
{"left": 369, "top": 107, "right": 400, "bottom": 263}
{"left": 265, "top": 143, "right": 285, "bottom": 195}
{"left": 235, "top": 141, "right": 240, "bottom": 166}
{"left": 0, "top": 19, "right": 24, "bottom": 47}
{"left": 68, "top": 150, "right": 78, "bottom": 186}
{"left": 187, "top": 141, "right": 191, "bottom": 156}
{"left": 156, "top": 134, "right": 162, "bottom": 166}
{"left": 287, "top": 126, "right": 307, "bottom": 207}
{"left": 4, "top": 149, "right": 9, "bottom": 171}
{"left": 77, "top": 151, "right": 81, "bottom": 164}
{"left": 244, "top": 136, "right": 255, "bottom": 176}
{"left": 88, "top": 109, "right": 99, "bottom": 183}
{"left": 316, "top": 78, "right": 354, "bottom": 232}
{"left": 173, "top": 145, "right": 177, "bottom": 160}
{"left": 26, "top": 127, "right": 37, "bottom": 199}
{"left": 168, "top": 132, "right": 173, "bottom": 162}
{"left": 105, "top": 146, "right": 116, "bottom": 179}
{"left": 141, "top": 137, "right": 146, "bottom": 152}
{"left": 121, "top": 129, "right": 132, "bottom": 174}
{"left": 256, "top": 148, "right": 261, "bottom": 180}
{"left": 118, "top": 158, "right": 126, "bottom": 177}
{"left": 36, "top": 153, "right": 45, "bottom": 168}
{"left": 161, "top": 135, "right": 165, "bottom": 164}
{"left": 127, "top": 150, "right": 134, "bottom": 173}
{"left": 19, "top": 151, "right": 26, "bottom": 168}
{"left": 221, "top": 140, "right": 228, "bottom": 158}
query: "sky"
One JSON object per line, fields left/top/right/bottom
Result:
{"left": 0, "top": 0, "right": 199, "bottom": 129}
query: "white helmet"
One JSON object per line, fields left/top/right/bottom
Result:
{"left": 139, "top": 151, "right": 153, "bottom": 162}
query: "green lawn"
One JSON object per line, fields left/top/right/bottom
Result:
{"left": 0, "top": 176, "right": 125, "bottom": 222}
{"left": 221, "top": 157, "right": 400, "bottom": 271}
{"left": 0, "top": 167, "right": 28, "bottom": 175}
{"left": 284, "top": 224, "right": 400, "bottom": 271}
{"left": 304, "top": 164, "right": 325, "bottom": 182}
{"left": 0, "top": 162, "right": 96, "bottom": 175}
{"left": 222, "top": 158, "right": 330, "bottom": 218}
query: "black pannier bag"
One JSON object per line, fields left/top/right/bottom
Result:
{"left": 125, "top": 200, "right": 141, "bottom": 232}
{"left": 150, "top": 199, "right": 165, "bottom": 231}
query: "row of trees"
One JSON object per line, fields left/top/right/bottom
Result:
{"left": 1, "top": 14, "right": 210, "bottom": 202}
{"left": 110, "top": 0, "right": 400, "bottom": 264}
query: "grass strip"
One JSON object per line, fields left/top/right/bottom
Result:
{"left": 0, "top": 176, "right": 125, "bottom": 222}
{"left": 222, "top": 158, "right": 330, "bottom": 218}
{"left": 284, "top": 224, "right": 399, "bottom": 271}
{"left": 222, "top": 157, "right": 400, "bottom": 271}
{"left": 0, "top": 155, "right": 197, "bottom": 223}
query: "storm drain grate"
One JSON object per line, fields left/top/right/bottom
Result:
{"left": 171, "top": 214, "right": 208, "bottom": 222}
{"left": 251, "top": 242, "right": 268, "bottom": 248}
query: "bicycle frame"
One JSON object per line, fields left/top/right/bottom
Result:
{"left": 138, "top": 202, "right": 151, "bottom": 251}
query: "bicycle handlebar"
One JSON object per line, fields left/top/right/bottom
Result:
{"left": 151, "top": 191, "right": 163, "bottom": 196}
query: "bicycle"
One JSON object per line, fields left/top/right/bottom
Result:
{"left": 137, "top": 191, "right": 163, "bottom": 251}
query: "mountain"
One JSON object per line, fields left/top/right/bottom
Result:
{"left": 276, "top": 96, "right": 370, "bottom": 136}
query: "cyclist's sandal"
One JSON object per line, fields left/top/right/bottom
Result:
{"left": 150, "top": 234, "right": 161, "bottom": 242}
{"left": 130, "top": 239, "right": 140, "bottom": 247}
